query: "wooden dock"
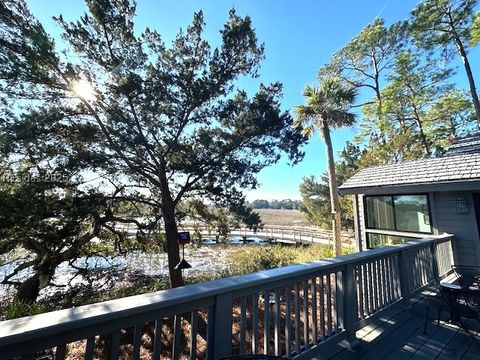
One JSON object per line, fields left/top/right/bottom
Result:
{"left": 182, "top": 226, "right": 355, "bottom": 246}
{"left": 116, "top": 223, "right": 356, "bottom": 246}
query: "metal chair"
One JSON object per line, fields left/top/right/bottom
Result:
{"left": 440, "top": 283, "right": 480, "bottom": 342}
{"left": 451, "top": 265, "right": 480, "bottom": 288}
{"left": 423, "top": 289, "right": 450, "bottom": 334}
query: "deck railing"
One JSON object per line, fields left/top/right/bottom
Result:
{"left": 0, "top": 234, "right": 454, "bottom": 360}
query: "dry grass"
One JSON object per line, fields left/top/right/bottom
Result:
{"left": 255, "top": 209, "right": 309, "bottom": 227}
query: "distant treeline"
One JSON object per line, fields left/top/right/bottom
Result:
{"left": 247, "top": 199, "right": 302, "bottom": 209}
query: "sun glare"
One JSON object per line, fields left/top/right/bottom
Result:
{"left": 73, "top": 79, "right": 96, "bottom": 101}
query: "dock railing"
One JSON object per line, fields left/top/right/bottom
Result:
{"left": 118, "top": 223, "right": 356, "bottom": 245}
{"left": 0, "top": 234, "right": 454, "bottom": 360}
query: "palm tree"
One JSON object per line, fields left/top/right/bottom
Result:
{"left": 295, "top": 78, "right": 357, "bottom": 256}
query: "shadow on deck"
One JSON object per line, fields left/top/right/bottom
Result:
{"left": 322, "top": 289, "right": 480, "bottom": 360}
{"left": 0, "top": 235, "right": 464, "bottom": 359}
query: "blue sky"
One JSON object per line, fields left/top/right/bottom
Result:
{"left": 27, "top": 0, "right": 479, "bottom": 201}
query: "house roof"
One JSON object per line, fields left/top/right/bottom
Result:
{"left": 339, "top": 133, "right": 480, "bottom": 194}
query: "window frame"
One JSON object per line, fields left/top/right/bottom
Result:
{"left": 364, "top": 193, "right": 433, "bottom": 235}
{"left": 366, "top": 232, "right": 417, "bottom": 249}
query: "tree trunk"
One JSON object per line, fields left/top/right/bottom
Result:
{"left": 15, "top": 261, "right": 57, "bottom": 303}
{"left": 453, "top": 35, "right": 480, "bottom": 127}
{"left": 321, "top": 123, "right": 342, "bottom": 257}
{"left": 374, "top": 64, "right": 388, "bottom": 148}
{"left": 15, "top": 274, "right": 40, "bottom": 303}
{"left": 162, "top": 200, "right": 184, "bottom": 288}
{"left": 412, "top": 108, "right": 431, "bottom": 157}
{"left": 158, "top": 159, "right": 183, "bottom": 288}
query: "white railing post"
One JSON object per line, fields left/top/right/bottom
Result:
{"left": 398, "top": 249, "right": 411, "bottom": 308}
{"left": 212, "top": 293, "right": 232, "bottom": 359}
{"left": 341, "top": 264, "right": 359, "bottom": 348}
{"left": 436, "top": 236, "right": 454, "bottom": 277}
{"left": 430, "top": 242, "right": 440, "bottom": 285}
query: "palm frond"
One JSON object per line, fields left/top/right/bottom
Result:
{"left": 302, "top": 84, "right": 318, "bottom": 99}
{"left": 303, "top": 124, "right": 315, "bottom": 138}
{"left": 294, "top": 105, "right": 314, "bottom": 124}
{"left": 295, "top": 78, "right": 357, "bottom": 136}
{"left": 328, "top": 110, "right": 356, "bottom": 128}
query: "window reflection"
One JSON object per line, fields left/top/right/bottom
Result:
{"left": 394, "top": 195, "right": 430, "bottom": 232}
{"left": 367, "top": 233, "right": 416, "bottom": 248}
{"left": 366, "top": 196, "right": 394, "bottom": 230}
{"left": 365, "top": 194, "right": 432, "bottom": 248}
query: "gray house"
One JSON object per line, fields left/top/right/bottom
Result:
{"left": 339, "top": 133, "right": 480, "bottom": 266}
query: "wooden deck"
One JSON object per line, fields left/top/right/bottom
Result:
{"left": 0, "top": 235, "right": 458, "bottom": 360}
{"left": 321, "top": 289, "right": 480, "bottom": 360}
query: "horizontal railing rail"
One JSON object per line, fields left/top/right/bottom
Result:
{"left": 0, "top": 234, "right": 454, "bottom": 360}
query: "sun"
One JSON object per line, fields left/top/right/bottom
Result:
{"left": 72, "top": 79, "right": 96, "bottom": 101}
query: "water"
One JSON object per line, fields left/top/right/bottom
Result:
{"left": 0, "top": 236, "right": 271, "bottom": 300}
{"left": 201, "top": 235, "right": 270, "bottom": 245}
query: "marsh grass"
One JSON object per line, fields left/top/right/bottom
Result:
{"left": 223, "top": 244, "right": 356, "bottom": 277}
{"left": 255, "top": 209, "right": 309, "bottom": 226}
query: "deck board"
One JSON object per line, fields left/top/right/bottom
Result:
{"left": 412, "top": 322, "right": 459, "bottom": 359}
{"left": 358, "top": 315, "right": 426, "bottom": 359}
{"left": 460, "top": 321, "right": 480, "bottom": 360}
{"left": 326, "top": 289, "right": 480, "bottom": 360}
{"left": 463, "top": 336, "right": 480, "bottom": 360}
{"left": 384, "top": 315, "right": 444, "bottom": 359}
{"left": 332, "top": 308, "right": 416, "bottom": 359}
{"left": 436, "top": 326, "right": 476, "bottom": 359}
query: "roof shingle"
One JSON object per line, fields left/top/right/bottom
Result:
{"left": 339, "top": 133, "right": 480, "bottom": 191}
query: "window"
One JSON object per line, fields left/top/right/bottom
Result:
{"left": 393, "top": 195, "right": 431, "bottom": 232}
{"left": 367, "top": 233, "right": 416, "bottom": 248}
{"left": 366, "top": 196, "right": 394, "bottom": 230}
{"left": 365, "top": 194, "right": 432, "bottom": 233}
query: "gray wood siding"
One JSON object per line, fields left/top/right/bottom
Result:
{"left": 433, "top": 191, "right": 480, "bottom": 266}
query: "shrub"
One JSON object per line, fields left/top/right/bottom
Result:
{"left": 185, "top": 273, "right": 221, "bottom": 285}
{"left": 80, "top": 276, "right": 170, "bottom": 305}
{"left": 224, "top": 244, "right": 356, "bottom": 277}
{"left": 223, "top": 245, "right": 295, "bottom": 276}
{"left": 3, "top": 300, "right": 47, "bottom": 320}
